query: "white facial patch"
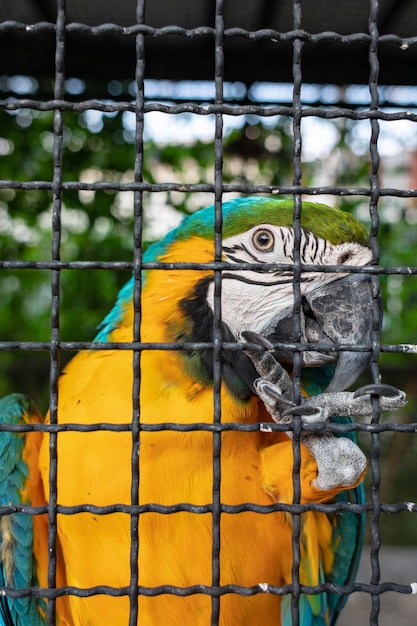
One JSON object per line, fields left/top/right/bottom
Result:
{"left": 206, "top": 225, "right": 373, "bottom": 338}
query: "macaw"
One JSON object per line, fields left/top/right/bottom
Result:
{"left": 0, "top": 196, "right": 406, "bottom": 626}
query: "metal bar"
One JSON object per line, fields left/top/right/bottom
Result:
{"left": 46, "top": 0, "right": 66, "bottom": 623}
{"left": 2, "top": 19, "right": 417, "bottom": 47}
{"left": 127, "top": 1, "right": 147, "bottom": 623}
{"left": 211, "top": 1, "right": 225, "bottom": 622}
{"left": 4, "top": 99, "right": 417, "bottom": 122}
{"left": 290, "top": 2, "right": 304, "bottom": 623}
{"left": 368, "top": 1, "right": 383, "bottom": 624}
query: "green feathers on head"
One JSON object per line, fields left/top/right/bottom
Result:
{"left": 145, "top": 196, "right": 368, "bottom": 263}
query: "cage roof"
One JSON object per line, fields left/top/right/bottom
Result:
{"left": 0, "top": 0, "right": 416, "bottom": 90}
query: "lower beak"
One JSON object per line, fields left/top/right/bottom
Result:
{"left": 265, "top": 273, "right": 380, "bottom": 392}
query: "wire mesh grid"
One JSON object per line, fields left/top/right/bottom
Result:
{"left": 0, "top": 0, "right": 416, "bottom": 625}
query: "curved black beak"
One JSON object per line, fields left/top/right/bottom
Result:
{"left": 265, "top": 273, "right": 380, "bottom": 392}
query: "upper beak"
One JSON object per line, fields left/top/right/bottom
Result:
{"left": 265, "top": 273, "right": 380, "bottom": 392}
{"left": 306, "top": 273, "right": 380, "bottom": 391}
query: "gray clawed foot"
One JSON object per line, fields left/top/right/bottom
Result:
{"left": 241, "top": 331, "right": 407, "bottom": 492}
{"left": 241, "top": 331, "right": 294, "bottom": 404}
{"left": 300, "top": 383, "right": 407, "bottom": 419}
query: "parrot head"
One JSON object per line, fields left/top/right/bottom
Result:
{"left": 202, "top": 198, "right": 376, "bottom": 394}
{"left": 99, "top": 196, "right": 377, "bottom": 399}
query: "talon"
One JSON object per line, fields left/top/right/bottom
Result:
{"left": 353, "top": 383, "right": 402, "bottom": 399}
{"left": 241, "top": 331, "right": 275, "bottom": 351}
{"left": 282, "top": 405, "right": 321, "bottom": 418}
{"left": 255, "top": 380, "right": 294, "bottom": 406}
{"left": 240, "top": 330, "right": 274, "bottom": 350}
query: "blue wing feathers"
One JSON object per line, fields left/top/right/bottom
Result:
{"left": 0, "top": 568, "right": 15, "bottom": 626}
{"left": 327, "top": 485, "right": 365, "bottom": 625}
{"left": 0, "top": 394, "right": 46, "bottom": 626}
{"left": 281, "top": 592, "right": 330, "bottom": 626}
{"left": 290, "top": 372, "right": 365, "bottom": 626}
{"left": 281, "top": 480, "right": 364, "bottom": 626}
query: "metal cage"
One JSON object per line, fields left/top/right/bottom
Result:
{"left": 0, "top": 1, "right": 416, "bottom": 625}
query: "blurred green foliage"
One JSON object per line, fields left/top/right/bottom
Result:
{"left": 0, "top": 99, "right": 416, "bottom": 544}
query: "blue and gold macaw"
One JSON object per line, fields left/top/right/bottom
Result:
{"left": 0, "top": 197, "right": 406, "bottom": 625}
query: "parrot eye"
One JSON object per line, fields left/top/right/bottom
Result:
{"left": 252, "top": 228, "right": 275, "bottom": 252}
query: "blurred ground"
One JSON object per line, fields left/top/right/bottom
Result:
{"left": 338, "top": 546, "right": 417, "bottom": 625}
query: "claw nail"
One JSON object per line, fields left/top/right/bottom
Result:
{"left": 282, "top": 405, "right": 321, "bottom": 418}
{"left": 241, "top": 331, "right": 274, "bottom": 351}
{"left": 255, "top": 380, "right": 295, "bottom": 406}
{"left": 353, "top": 383, "right": 401, "bottom": 399}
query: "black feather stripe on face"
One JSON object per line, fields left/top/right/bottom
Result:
{"left": 177, "top": 278, "right": 258, "bottom": 401}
